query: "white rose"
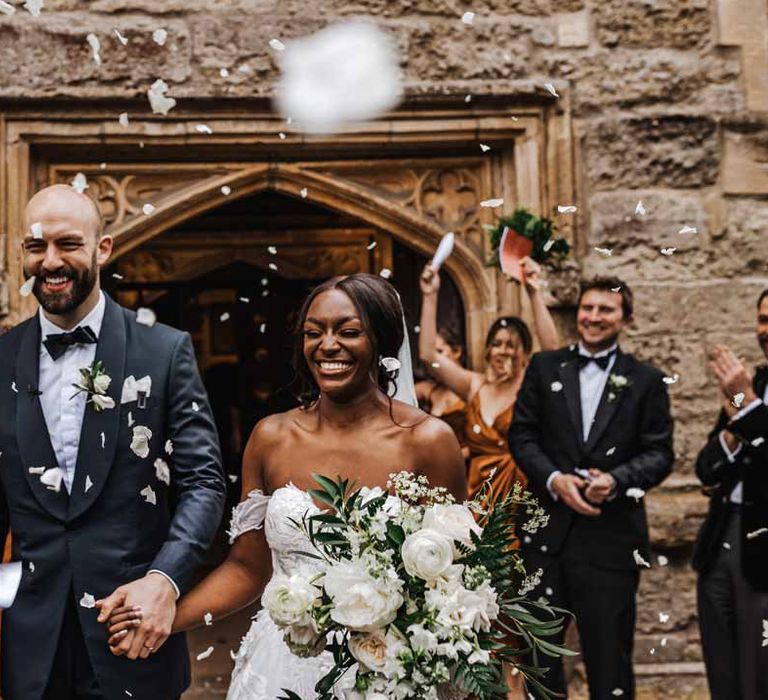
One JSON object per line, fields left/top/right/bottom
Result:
{"left": 349, "top": 631, "right": 389, "bottom": 673}
{"left": 92, "top": 373, "right": 111, "bottom": 394}
{"left": 402, "top": 529, "right": 453, "bottom": 582}
{"left": 435, "top": 586, "right": 487, "bottom": 632}
{"left": 324, "top": 560, "right": 403, "bottom": 632}
{"left": 262, "top": 574, "right": 320, "bottom": 628}
{"left": 284, "top": 623, "right": 325, "bottom": 658}
{"left": 422, "top": 504, "right": 483, "bottom": 556}
{"left": 91, "top": 394, "right": 115, "bottom": 411}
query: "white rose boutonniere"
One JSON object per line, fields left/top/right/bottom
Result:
{"left": 607, "top": 372, "right": 632, "bottom": 403}
{"left": 71, "top": 360, "right": 115, "bottom": 412}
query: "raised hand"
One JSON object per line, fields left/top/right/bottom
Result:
{"left": 96, "top": 572, "right": 176, "bottom": 660}
{"left": 551, "top": 473, "right": 600, "bottom": 516}
{"left": 520, "top": 256, "right": 543, "bottom": 292}
{"left": 419, "top": 263, "right": 440, "bottom": 296}
{"left": 709, "top": 345, "right": 756, "bottom": 408}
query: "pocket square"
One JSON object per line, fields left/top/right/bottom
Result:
{"left": 121, "top": 375, "right": 153, "bottom": 405}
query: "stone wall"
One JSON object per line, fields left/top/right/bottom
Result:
{"left": 3, "top": 0, "right": 768, "bottom": 696}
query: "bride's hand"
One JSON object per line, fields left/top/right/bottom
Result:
{"left": 105, "top": 605, "right": 144, "bottom": 651}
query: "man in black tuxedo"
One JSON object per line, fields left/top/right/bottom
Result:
{"left": 693, "top": 289, "right": 768, "bottom": 700}
{"left": 509, "top": 276, "right": 674, "bottom": 699}
{"left": 0, "top": 185, "right": 225, "bottom": 699}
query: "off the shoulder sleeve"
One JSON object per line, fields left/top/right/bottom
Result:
{"left": 227, "top": 489, "right": 271, "bottom": 544}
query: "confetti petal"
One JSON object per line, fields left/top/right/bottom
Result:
{"left": 195, "top": 124, "right": 213, "bottom": 135}
{"left": 657, "top": 555, "right": 669, "bottom": 567}
{"left": 23, "top": 0, "right": 43, "bottom": 17}
{"left": 219, "top": 312, "right": 230, "bottom": 322}
{"left": 152, "top": 28, "right": 168, "bottom": 46}
{"left": 480, "top": 198, "right": 504, "bottom": 208}
{"left": 114, "top": 28, "right": 128, "bottom": 46}
{"left": 204, "top": 612, "right": 213, "bottom": 626}
{"left": 663, "top": 374, "right": 679, "bottom": 385}
{"left": 40, "top": 467, "right": 64, "bottom": 492}
{"left": 461, "top": 11, "right": 475, "bottom": 24}
{"left": 19, "top": 276, "right": 36, "bottom": 297}
{"left": 165, "top": 439, "right": 173, "bottom": 455}
{"left": 221, "top": 185, "right": 231, "bottom": 196}
{"left": 142, "top": 203, "right": 155, "bottom": 216}
{"left": 0, "top": 1, "right": 16, "bottom": 15}
{"left": 196, "top": 646, "right": 214, "bottom": 661}
{"left": 544, "top": 82, "right": 559, "bottom": 97}
{"left": 154, "top": 458, "right": 170, "bottom": 485}
{"left": 300, "top": 187, "right": 308, "bottom": 198}
{"left": 71, "top": 172, "right": 89, "bottom": 194}
{"left": 594, "top": 247, "right": 613, "bottom": 257}
{"left": 633, "top": 549, "right": 651, "bottom": 568}
{"left": 147, "top": 79, "right": 177, "bottom": 116}
{"left": 660, "top": 247, "right": 676, "bottom": 256}
{"left": 678, "top": 225, "right": 697, "bottom": 235}
{"left": 119, "top": 112, "right": 129, "bottom": 128}
{"left": 86, "top": 33, "right": 102, "bottom": 67}
{"left": 30, "top": 222, "right": 43, "bottom": 239}
{"left": 635, "top": 201, "right": 647, "bottom": 216}
{"left": 269, "top": 38, "right": 286, "bottom": 51}
{"left": 85, "top": 475, "right": 93, "bottom": 492}
{"left": 557, "top": 205, "right": 577, "bottom": 213}
{"left": 80, "top": 592, "right": 96, "bottom": 608}
{"left": 140, "top": 484, "right": 157, "bottom": 505}
{"left": 379, "top": 268, "right": 392, "bottom": 279}
{"left": 130, "top": 426, "right": 153, "bottom": 459}
{"left": 136, "top": 307, "right": 157, "bottom": 327}
{"left": 626, "top": 487, "right": 646, "bottom": 501}
{"left": 480, "top": 144, "right": 490, "bottom": 152}
{"left": 267, "top": 246, "right": 277, "bottom": 255}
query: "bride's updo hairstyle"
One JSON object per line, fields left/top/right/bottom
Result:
{"left": 292, "top": 273, "right": 405, "bottom": 407}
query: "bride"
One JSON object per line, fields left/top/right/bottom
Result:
{"left": 105, "top": 273, "right": 466, "bottom": 698}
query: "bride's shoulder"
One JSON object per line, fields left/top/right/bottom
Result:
{"left": 246, "top": 408, "right": 307, "bottom": 446}
{"left": 392, "top": 401, "right": 458, "bottom": 447}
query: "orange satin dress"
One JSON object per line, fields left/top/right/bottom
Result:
{"left": 464, "top": 389, "right": 527, "bottom": 507}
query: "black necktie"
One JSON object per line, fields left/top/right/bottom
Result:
{"left": 577, "top": 351, "right": 616, "bottom": 371}
{"left": 44, "top": 325, "right": 98, "bottom": 361}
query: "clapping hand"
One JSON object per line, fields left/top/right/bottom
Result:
{"left": 95, "top": 572, "right": 177, "bottom": 660}
{"left": 709, "top": 345, "right": 757, "bottom": 410}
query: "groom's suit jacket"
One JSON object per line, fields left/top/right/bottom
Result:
{"left": 0, "top": 295, "right": 225, "bottom": 699}
{"left": 693, "top": 366, "right": 768, "bottom": 589}
{"left": 509, "top": 346, "right": 674, "bottom": 570}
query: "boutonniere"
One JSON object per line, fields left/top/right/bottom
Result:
{"left": 71, "top": 360, "right": 115, "bottom": 412}
{"left": 607, "top": 373, "right": 632, "bottom": 403}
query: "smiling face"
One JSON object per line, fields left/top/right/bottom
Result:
{"left": 486, "top": 327, "right": 523, "bottom": 377}
{"left": 577, "top": 288, "right": 628, "bottom": 353}
{"left": 302, "top": 288, "right": 376, "bottom": 401}
{"left": 21, "top": 185, "right": 112, "bottom": 320}
{"left": 757, "top": 297, "right": 768, "bottom": 360}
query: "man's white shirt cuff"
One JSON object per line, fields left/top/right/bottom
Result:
{"left": 148, "top": 569, "right": 180, "bottom": 599}
{"left": 546, "top": 471, "right": 562, "bottom": 500}
{"left": 718, "top": 431, "right": 743, "bottom": 463}
{"left": 732, "top": 397, "right": 763, "bottom": 423}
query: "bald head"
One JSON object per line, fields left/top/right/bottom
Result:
{"left": 24, "top": 184, "right": 103, "bottom": 240}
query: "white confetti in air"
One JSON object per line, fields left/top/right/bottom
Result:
{"left": 657, "top": 555, "right": 669, "bottom": 567}
{"left": 635, "top": 201, "right": 646, "bottom": 216}
{"left": 147, "top": 79, "right": 177, "bottom": 115}
{"left": 606, "top": 446, "right": 617, "bottom": 456}
{"left": 20, "top": 276, "right": 36, "bottom": 297}
{"left": 40, "top": 467, "right": 64, "bottom": 492}
{"left": 660, "top": 247, "right": 676, "bottom": 256}
{"left": 678, "top": 225, "right": 697, "bottom": 235}
{"left": 461, "top": 11, "right": 475, "bottom": 24}
{"left": 732, "top": 392, "right": 745, "bottom": 408}
{"left": 275, "top": 21, "right": 402, "bottom": 134}
{"left": 480, "top": 144, "right": 490, "bottom": 152}
{"left": 195, "top": 124, "right": 213, "bottom": 135}
{"left": 544, "top": 82, "right": 559, "bottom": 97}
{"left": 0, "top": 1, "right": 16, "bottom": 15}
{"left": 279, "top": 132, "right": 286, "bottom": 140}
{"left": 86, "top": 33, "right": 102, "bottom": 67}
{"left": 221, "top": 186, "right": 231, "bottom": 196}
{"left": 266, "top": 263, "right": 277, "bottom": 272}
{"left": 661, "top": 637, "right": 668, "bottom": 647}
{"left": 300, "top": 187, "right": 308, "bottom": 198}
{"left": 752, "top": 437, "right": 765, "bottom": 447}
{"left": 611, "top": 691, "right": 624, "bottom": 698}
{"left": 380, "top": 357, "right": 401, "bottom": 373}
{"left": 228, "top": 474, "right": 239, "bottom": 483}
{"left": 23, "top": 0, "right": 43, "bottom": 17}
{"left": 219, "top": 67, "right": 229, "bottom": 78}
{"left": 11, "top": 382, "right": 18, "bottom": 393}
{"left": 659, "top": 612, "right": 669, "bottom": 624}
{"left": 611, "top": 286, "right": 621, "bottom": 292}
{"left": 118, "top": 112, "right": 129, "bottom": 127}
{"left": 269, "top": 38, "right": 286, "bottom": 51}
{"left": 130, "top": 426, "right": 153, "bottom": 459}
{"left": 204, "top": 612, "right": 213, "bottom": 626}
{"left": 543, "top": 239, "right": 555, "bottom": 253}
{"left": 259, "top": 323, "right": 266, "bottom": 333}
{"left": 663, "top": 374, "right": 679, "bottom": 385}
{"left": 154, "top": 458, "right": 170, "bottom": 485}
{"left": 85, "top": 475, "right": 93, "bottom": 492}
{"left": 723, "top": 542, "right": 731, "bottom": 550}
{"left": 165, "top": 439, "right": 173, "bottom": 455}
{"left": 28, "top": 467, "right": 46, "bottom": 475}
{"left": 465, "top": 94, "right": 472, "bottom": 103}
{"left": 197, "top": 646, "right": 214, "bottom": 661}
{"left": 239, "top": 296, "right": 250, "bottom": 303}
{"left": 431, "top": 362, "right": 440, "bottom": 368}
{"left": 480, "top": 198, "right": 504, "bottom": 208}
{"left": 379, "top": 268, "right": 392, "bottom": 279}
{"left": 100, "top": 431, "right": 105, "bottom": 448}
{"left": 557, "top": 205, "right": 577, "bottom": 213}
{"left": 626, "top": 487, "right": 646, "bottom": 501}
{"left": 414, "top": 325, "right": 421, "bottom": 333}
{"left": 472, "top": 424, "right": 481, "bottom": 435}
{"left": 267, "top": 246, "right": 277, "bottom": 255}
{"left": 136, "top": 307, "right": 156, "bottom": 327}
{"left": 142, "top": 203, "right": 155, "bottom": 216}
{"left": 633, "top": 549, "right": 651, "bottom": 568}
{"left": 100, "top": 162, "right": 107, "bottom": 169}
{"left": 152, "top": 28, "right": 168, "bottom": 46}
{"left": 80, "top": 592, "right": 96, "bottom": 609}
{"left": 127, "top": 411, "right": 135, "bottom": 427}
{"left": 114, "top": 28, "right": 128, "bottom": 46}
{"left": 140, "top": 484, "right": 157, "bottom": 505}
{"left": 550, "top": 381, "right": 563, "bottom": 392}
{"left": 763, "top": 620, "right": 768, "bottom": 646}
{"left": 261, "top": 278, "right": 269, "bottom": 286}
{"left": 747, "top": 527, "right": 768, "bottom": 540}
{"left": 219, "top": 312, "right": 230, "bottom": 322}
{"left": 192, "top": 401, "right": 200, "bottom": 411}
{"left": 367, "top": 241, "right": 377, "bottom": 250}
{"left": 71, "top": 172, "right": 89, "bottom": 194}
{"left": 594, "top": 247, "right": 613, "bottom": 257}
{"left": 29, "top": 561, "right": 35, "bottom": 573}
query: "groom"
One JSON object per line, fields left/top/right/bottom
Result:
{"left": 0, "top": 185, "right": 225, "bottom": 699}
{"left": 509, "top": 277, "right": 674, "bottom": 699}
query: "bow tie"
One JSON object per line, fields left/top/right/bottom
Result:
{"left": 43, "top": 325, "right": 98, "bottom": 361}
{"left": 577, "top": 350, "right": 616, "bottom": 371}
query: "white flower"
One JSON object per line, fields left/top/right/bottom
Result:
{"left": 283, "top": 623, "right": 325, "bottom": 658}
{"left": 434, "top": 584, "right": 498, "bottom": 633}
{"left": 422, "top": 504, "right": 482, "bottom": 556}
{"left": 349, "top": 630, "right": 389, "bottom": 673}
{"left": 263, "top": 574, "right": 320, "bottom": 628}
{"left": 324, "top": 559, "right": 404, "bottom": 632}
{"left": 130, "top": 426, "right": 153, "bottom": 459}
{"left": 407, "top": 623, "right": 438, "bottom": 654}
{"left": 91, "top": 394, "right": 115, "bottom": 411}
{"left": 92, "top": 373, "right": 111, "bottom": 394}
{"left": 379, "top": 357, "right": 401, "bottom": 374}
{"left": 550, "top": 381, "right": 563, "bottom": 392}
{"left": 402, "top": 529, "right": 454, "bottom": 581}
{"left": 467, "top": 648, "right": 490, "bottom": 665}
{"left": 609, "top": 373, "right": 629, "bottom": 387}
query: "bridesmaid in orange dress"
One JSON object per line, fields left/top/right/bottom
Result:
{"left": 419, "top": 257, "right": 560, "bottom": 504}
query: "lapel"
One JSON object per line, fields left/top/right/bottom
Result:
{"left": 583, "top": 350, "right": 633, "bottom": 453}
{"left": 15, "top": 316, "right": 69, "bottom": 522}
{"left": 67, "top": 296, "right": 127, "bottom": 522}
{"left": 754, "top": 365, "right": 768, "bottom": 399}
{"left": 556, "top": 348, "right": 585, "bottom": 447}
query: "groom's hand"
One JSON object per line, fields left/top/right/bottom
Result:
{"left": 550, "top": 473, "right": 601, "bottom": 516}
{"left": 96, "top": 573, "right": 177, "bottom": 660}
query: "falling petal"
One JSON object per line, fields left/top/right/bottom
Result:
{"left": 197, "top": 646, "right": 214, "bottom": 661}
{"left": 678, "top": 225, "right": 697, "bottom": 235}
{"left": 663, "top": 374, "right": 679, "bottom": 385}
{"left": 464, "top": 94, "right": 472, "bottom": 103}
{"left": 219, "top": 312, "right": 230, "bottom": 322}
{"left": 136, "top": 307, "right": 157, "bottom": 327}
{"left": 544, "top": 82, "right": 559, "bottom": 97}
{"left": 267, "top": 246, "right": 277, "bottom": 255}
{"left": 557, "top": 205, "right": 577, "bottom": 213}
{"left": 300, "top": 187, "right": 308, "bottom": 198}
{"left": 40, "top": 467, "right": 64, "bottom": 492}
{"left": 142, "top": 203, "right": 155, "bottom": 216}
{"left": 152, "top": 28, "right": 168, "bottom": 46}
{"left": 657, "top": 555, "right": 669, "bottom": 566}
{"left": 635, "top": 201, "right": 647, "bottom": 216}
{"left": 192, "top": 401, "right": 200, "bottom": 411}
{"left": 480, "top": 198, "right": 504, "bottom": 208}
{"left": 20, "top": 276, "right": 36, "bottom": 297}
{"left": 633, "top": 549, "right": 651, "bottom": 568}
{"left": 80, "top": 592, "right": 96, "bottom": 608}
{"left": 204, "top": 612, "right": 213, "bottom": 626}
{"left": 461, "top": 11, "right": 475, "bottom": 24}
{"left": 0, "top": 1, "right": 16, "bottom": 15}
{"left": 660, "top": 247, "right": 676, "bottom": 256}
{"left": 165, "top": 439, "right": 173, "bottom": 455}
{"left": 379, "top": 268, "right": 392, "bottom": 279}
{"left": 114, "top": 28, "right": 128, "bottom": 46}
{"left": 140, "top": 485, "right": 157, "bottom": 505}
{"left": 479, "top": 144, "right": 490, "bottom": 152}
{"left": 71, "top": 172, "right": 89, "bottom": 194}
{"left": 659, "top": 612, "right": 670, "bottom": 623}
{"left": 220, "top": 185, "right": 231, "bottom": 196}
{"left": 23, "top": 0, "right": 43, "bottom": 17}
{"left": 626, "top": 487, "right": 646, "bottom": 501}
{"left": 119, "top": 112, "right": 129, "bottom": 127}
{"left": 268, "top": 263, "right": 278, "bottom": 271}
{"left": 154, "top": 458, "right": 170, "bottom": 485}
{"left": 147, "top": 79, "right": 177, "bottom": 115}
{"left": 747, "top": 527, "right": 768, "bottom": 540}
{"left": 85, "top": 475, "right": 93, "bottom": 492}
{"left": 219, "top": 67, "right": 229, "bottom": 78}
{"left": 28, "top": 467, "right": 46, "bottom": 475}
{"left": 269, "top": 38, "right": 286, "bottom": 51}
{"left": 259, "top": 323, "right": 266, "bottom": 333}
{"left": 195, "top": 124, "right": 213, "bottom": 135}
{"left": 86, "top": 33, "right": 102, "bottom": 67}
{"left": 594, "top": 247, "right": 613, "bottom": 257}
{"left": 732, "top": 392, "right": 745, "bottom": 408}
{"left": 367, "top": 241, "right": 377, "bottom": 250}
{"left": 239, "top": 296, "right": 250, "bottom": 303}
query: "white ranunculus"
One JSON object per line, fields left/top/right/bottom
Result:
{"left": 262, "top": 574, "right": 320, "bottom": 628}
{"left": 349, "top": 630, "right": 389, "bottom": 673}
{"left": 402, "top": 529, "right": 454, "bottom": 582}
{"left": 422, "top": 504, "right": 483, "bottom": 556}
{"left": 324, "top": 560, "right": 403, "bottom": 632}
{"left": 91, "top": 393, "right": 115, "bottom": 411}
{"left": 92, "top": 373, "right": 111, "bottom": 394}
{"left": 435, "top": 586, "right": 490, "bottom": 633}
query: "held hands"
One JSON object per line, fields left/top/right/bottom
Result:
{"left": 584, "top": 468, "right": 617, "bottom": 504}
{"left": 710, "top": 345, "right": 757, "bottom": 409}
{"left": 419, "top": 263, "right": 440, "bottom": 296}
{"left": 95, "top": 572, "right": 177, "bottom": 660}
{"left": 550, "top": 473, "right": 601, "bottom": 517}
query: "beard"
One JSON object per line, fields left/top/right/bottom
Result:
{"left": 26, "top": 254, "right": 98, "bottom": 315}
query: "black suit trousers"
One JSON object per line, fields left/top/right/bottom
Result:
{"left": 525, "top": 521, "right": 639, "bottom": 700}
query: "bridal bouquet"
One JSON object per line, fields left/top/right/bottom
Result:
{"left": 265, "top": 473, "right": 572, "bottom": 700}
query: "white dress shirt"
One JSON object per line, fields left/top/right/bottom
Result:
{"left": 547, "top": 342, "right": 619, "bottom": 498}
{"left": 38, "top": 293, "right": 106, "bottom": 494}
{"left": 719, "top": 384, "right": 768, "bottom": 504}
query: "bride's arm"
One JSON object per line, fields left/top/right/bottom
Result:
{"left": 412, "top": 416, "right": 467, "bottom": 501}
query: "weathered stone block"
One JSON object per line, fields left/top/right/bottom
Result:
{"left": 583, "top": 116, "right": 719, "bottom": 190}
{"left": 556, "top": 10, "right": 590, "bottom": 48}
